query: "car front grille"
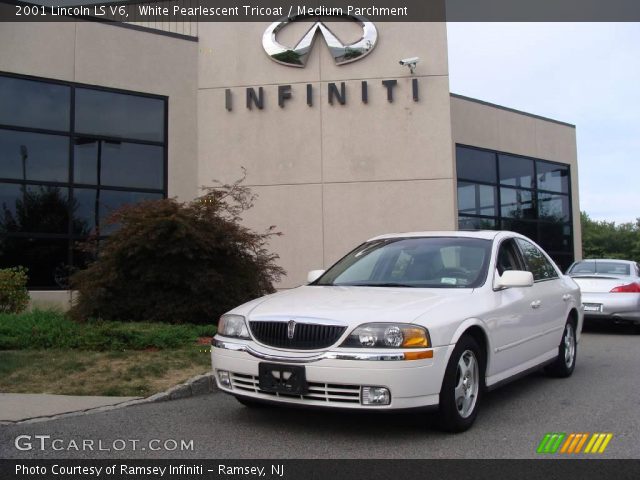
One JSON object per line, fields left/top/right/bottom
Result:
{"left": 230, "top": 373, "right": 361, "bottom": 404}
{"left": 249, "top": 321, "right": 346, "bottom": 350}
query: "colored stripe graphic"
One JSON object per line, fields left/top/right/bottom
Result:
{"left": 537, "top": 433, "right": 552, "bottom": 453}
{"left": 560, "top": 433, "right": 575, "bottom": 453}
{"left": 537, "top": 433, "right": 566, "bottom": 454}
{"left": 538, "top": 433, "right": 613, "bottom": 454}
{"left": 584, "top": 433, "right": 613, "bottom": 454}
{"left": 560, "top": 433, "right": 589, "bottom": 453}
{"left": 574, "top": 433, "right": 589, "bottom": 453}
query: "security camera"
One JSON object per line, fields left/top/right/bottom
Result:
{"left": 399, "top": 57, "right": 419, "bottom": 66}
{"left": 399, "top": 57, "right": 420, "bottom": 74}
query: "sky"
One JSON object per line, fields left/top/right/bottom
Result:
{"left": 446, "top": 22, "right": 640, "bottom": 224}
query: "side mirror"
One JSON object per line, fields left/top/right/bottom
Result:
{"left": 307, "top": 269, "right": 325, "bottom": 283}
{"left": 495, "top": 270, "right": 534, "bottom": 289}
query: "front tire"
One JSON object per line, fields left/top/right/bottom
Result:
{"left": 545, "top": 320, "right": 577, "bottom": 378}
{"left": 437, "top": 335, "right": 484, "bottom": 432}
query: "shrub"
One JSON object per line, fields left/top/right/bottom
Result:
{"left": 0, "top": 267, "right": 29, "bottom": 314}
{"left": 70, "top": 172, "right": 285, "bottom": 324}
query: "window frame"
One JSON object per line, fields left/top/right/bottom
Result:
{"left": 515, "top": 237, "right": 561, "bottom": 282}
{"left": 455, "top": 143, "right": 574, "bottom": 271}
{"left": 0, "top": 74, "right": 71, "bottom": 132}
{"left": 494, "top": 237, "right": 526, "bottom": 275}
{"left": 0, "top": 71, "right": 168, "bottom": 289}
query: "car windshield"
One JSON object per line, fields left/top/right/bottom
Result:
{"left": 314, "top": 237, "right": 492, "bottom": 288}
{"left": 568, "top": 261, "right": 630, "bottom": 276}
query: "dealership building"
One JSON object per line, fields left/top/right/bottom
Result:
{"left": 0, "top": 14, "right": 580, "bottom": 308}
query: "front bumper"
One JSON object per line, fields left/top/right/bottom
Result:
{"left": 211, "top": 337, "right": 453, "bottom": 410}
{"left": 582, "top": 293, "right": 640, "bottom": 323}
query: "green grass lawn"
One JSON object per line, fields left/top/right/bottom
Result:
{"left": 0, "top": 310, "right": 216, "bottom": 396}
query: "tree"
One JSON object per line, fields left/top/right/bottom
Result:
{"left": 581, "top": 211, "right": 640, "bottom": 262}
{"left": 70, "top": 173, "right": 285, "bottom": 324}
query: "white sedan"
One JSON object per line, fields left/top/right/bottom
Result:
{"left": 211, "top": 231, "right": 583, "bottom": 432}
{"left": 567, "top": 259, "right": 640, "bottom": 324}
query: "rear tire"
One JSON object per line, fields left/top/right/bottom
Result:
{"left": 544, "top": 321, "right": 577, "bottom": 378}
{"left": 437, "top": 335, "right": 484, "bottom": 433}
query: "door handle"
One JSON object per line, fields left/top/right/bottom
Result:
{"left": 562, "top": 294, "right": 572, "bottom": 302}
{"left": 530, "top": 300, "right": 542, "bottom": 309}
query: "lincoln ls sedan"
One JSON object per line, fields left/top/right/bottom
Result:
{"left": 211, "top": 231, "right": 583, "bottom": 432}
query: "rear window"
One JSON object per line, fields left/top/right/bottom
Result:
{"left": 568, "top": 261, "right": 630, "bottom": 276}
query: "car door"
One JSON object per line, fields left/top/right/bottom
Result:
{"left": 514, "top": 238, "right": 566, "bottom": 356}
{"left": 487, "top": 237, "right": 542, "bottom": 377}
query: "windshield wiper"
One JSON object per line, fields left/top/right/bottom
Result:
{"left": 334, "top": 282, "right": 418, "bottom": 288}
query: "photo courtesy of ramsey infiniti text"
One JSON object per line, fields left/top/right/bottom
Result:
{"left": 212, "top": 231, "right": 583, "bottom": 432}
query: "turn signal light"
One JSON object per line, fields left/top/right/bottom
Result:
{"left": 610, "top": 282, "right": 640, "bottom": 293}
{"left": 403, "top": 350, "right": 433, "bottom": 360}
{"left": 402, "top": 327, "right": 430, "bottom": 348}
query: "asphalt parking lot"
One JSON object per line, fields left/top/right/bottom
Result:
{"left": 1, "top": 322, "right": 639, "bottom": 459}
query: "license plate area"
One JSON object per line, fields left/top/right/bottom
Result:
{"left": 258, "top": 363, "right": 308, "bottom": 395}
{"left": 583, "top": 303, "right": 603, "bottom": 312}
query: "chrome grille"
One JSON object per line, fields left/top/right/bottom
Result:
{"left": 230, "top": 373, "right": 360, "bottom": 404}
{"left": 249, "top": 321, "right": 346, "bottom": 350}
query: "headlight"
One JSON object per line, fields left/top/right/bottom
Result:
{"left": 217, "top": 314, "right": 250, "bottom": 339}
{"left": 340, "top": 323, "right": 430, "bottom": 348}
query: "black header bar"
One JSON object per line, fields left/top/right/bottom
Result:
{"left": 2, "top": 0, "right": 640, "bottom": 22}
{"left": 2, "top": 459, "right": 640, "bottom": 480}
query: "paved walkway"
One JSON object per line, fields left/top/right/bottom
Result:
{"left": 0, "top": 393, "right": 140, "bottom": 422}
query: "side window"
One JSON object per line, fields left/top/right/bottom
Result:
{"left": 516, "top": 238, "right": 559, "bottom": 281}
{"left": 496, "top": 239, "right": 522, "bottom": 276}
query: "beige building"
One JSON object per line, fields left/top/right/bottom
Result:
{"left": 0, "top": 17, "right": 579, "bottom": 308}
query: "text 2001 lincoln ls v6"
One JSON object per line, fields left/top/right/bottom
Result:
{"left": 211, "top": 231, "right": 583, "bottom": 431}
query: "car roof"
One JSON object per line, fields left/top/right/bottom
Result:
{"left": 367, "top": 230, "right": 504, "bottom": 242}
{"left": 574, "top": 259, "right": 635, "bottom": 264}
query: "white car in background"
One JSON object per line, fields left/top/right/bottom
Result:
{"left": 566, "top": 259, "right": 640, "bottom": 325}
{"left": 212, "top": 231, "right": 582, "bottom": 432}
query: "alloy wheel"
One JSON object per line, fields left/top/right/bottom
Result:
{"left": 455, "top": 349, "right": 479, "bottom": 418}
{"left": 564, "top": 324, "right": 576, "bottom": 368}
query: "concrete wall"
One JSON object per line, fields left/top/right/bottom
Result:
{"left": 197, "top": 21, "right": 455, "bottom": 288}
{"left": 450, "top": 94, "right": 581, "bottom": 261}
{"left": 0, "top": 20, "right": 199, "bottom": 309}
{"left": 28, "top": 291, "right": 75, "bottom": 312}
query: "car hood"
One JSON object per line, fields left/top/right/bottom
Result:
{"left": 240, "top": 285, "right": 474, "bottom": 326}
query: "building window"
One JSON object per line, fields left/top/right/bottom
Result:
{"left": 0, "top": 72, "right": 167, "bottom": 289}
{"left": 456, "top": 144, "right": 574, "bottom": 271}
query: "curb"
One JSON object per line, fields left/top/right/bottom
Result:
{"left": 1, "top": 373, "right": 218, "bottom": 425}
{"left": 145, "top": 372, "right": 218, "bottom": 403}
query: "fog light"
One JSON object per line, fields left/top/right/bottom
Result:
{"left": 361, "top": 386, "right": 391, "bottom": 405}
{"left": 217, "top": 370, "right": 231, "bottom": 388}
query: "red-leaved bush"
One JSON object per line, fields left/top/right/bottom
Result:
{"left": 70, "top": 173, "right": 284, "bottom": 324}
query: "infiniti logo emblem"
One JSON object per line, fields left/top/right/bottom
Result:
{"left": 262, "top": 15, "right": 378, "bottom": 68}
{"left": 287, "top": 320, "right": 296, "bottom": 340}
